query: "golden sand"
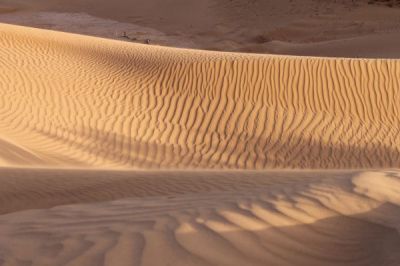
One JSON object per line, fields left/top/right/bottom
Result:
{"left": 0, "top": 23, "right": 399, "bottom": 265}
{"left": 0, "top": 24, "right": 399, "bottom": 169}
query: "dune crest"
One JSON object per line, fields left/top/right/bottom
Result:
{"left": 0, "top": 23, "right": 399, "bottom": 169}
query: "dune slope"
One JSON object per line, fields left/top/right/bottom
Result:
{"left": 1, "top": 169, "right": 400, "bottom": 266}
{"left": 0, "top": 23, "right": 400, "bottom": 168}
{"left": 1, "top": 23, "right": 400, "bottom": 266}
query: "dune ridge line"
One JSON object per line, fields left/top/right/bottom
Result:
{"left": 0, "top": 23, "right": 399, "bottom": 169}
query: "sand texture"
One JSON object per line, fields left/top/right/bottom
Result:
{"left": 0, "top": 23, "right": 400, "bottom": 168}
{"left": 1, "top": 169, "right": 400, "bottom": 266}
{"left": 1, "top": 20, "right": 400, "bottom": 265}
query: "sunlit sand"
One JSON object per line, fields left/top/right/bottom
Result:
{"left": 0, "top": 0, "right": 400, "bottom": 265}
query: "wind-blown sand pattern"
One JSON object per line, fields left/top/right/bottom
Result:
{"left": 0, "top": 23, "right": 400, "bottom": 169}
{"left": 1, "top": 169, "right": 400, "bottom": 266}
{"left": 1, "top": 22, "right": 400, "bottom": 266}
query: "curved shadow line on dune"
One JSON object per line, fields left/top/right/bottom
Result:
{"left": 0, "top": 137, "right": 47, "bottom": 165}
{"left": 28, "top": 122, "right": 400, "bottom": 169}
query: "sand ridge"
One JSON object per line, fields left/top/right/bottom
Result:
{"left": 0, "top": 23, "right": 400, "bottom": 168}
{"left": 0, "top": 168, "right": 357, "bottom": 215}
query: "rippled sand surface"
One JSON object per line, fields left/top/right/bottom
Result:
{"left": 0, "top": 23, "right": 400, "bottom": 265}
{"left": 1, "top": 169, "right": 400, "bottom": 266}
{"left": 0, "top": 24, "right": 399, "bottom": 168}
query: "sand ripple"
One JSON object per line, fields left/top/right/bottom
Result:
{"left": 1, "top": 170, "right": 400, "bottom": 266}
{"left": 1, "top": 23, "right": 400, "bottom": 266}
{"left": 0, "top": 24, "right": 399, "bottom": 168}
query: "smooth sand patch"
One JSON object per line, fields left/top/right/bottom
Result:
{"left": 1, "top": 0, "right": 400, "bottom": 56}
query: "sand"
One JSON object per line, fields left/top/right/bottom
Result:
{"left": 0, "top": 4, "right": 400, "bottom": 265}
{"left": 1, "top": 169, "right": 400, "bottom": 265}
{"left": 0, "top": 23, "right": 400, "bottom": 168}
{"left": 1, "top": 0, "right": 400, "bottom": 57}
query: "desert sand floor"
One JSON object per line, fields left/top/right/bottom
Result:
{"left": 0, "top": 23, "right": 400, "bottom": 265}
{"left": 1, "top": 169, "right": 400, "bottom": 266}
{"left": 1, "top": 0, "right": 400, "bottom": 57}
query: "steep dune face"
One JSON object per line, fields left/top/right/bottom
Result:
{"left": 0, "top": 23, "right": 399, "bottom": 168}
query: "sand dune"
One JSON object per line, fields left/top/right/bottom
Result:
{"left": 0, "top": 168, "right": 356, "bottom": 215}
{"left": 1, "top": 169, "right": 400, "bottom": 266}
{"left": 1, "top": 22, "right": 400, "bottom": 266}
{"left": 0, "top": 23, "right": 400, "bottom": 168}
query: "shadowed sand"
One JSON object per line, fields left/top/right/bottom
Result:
{"left": 1, "top": 22, "right": 400, "bottom": 265}
{"left": 1, "top": 169, "right": 400, "bottom": 265}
